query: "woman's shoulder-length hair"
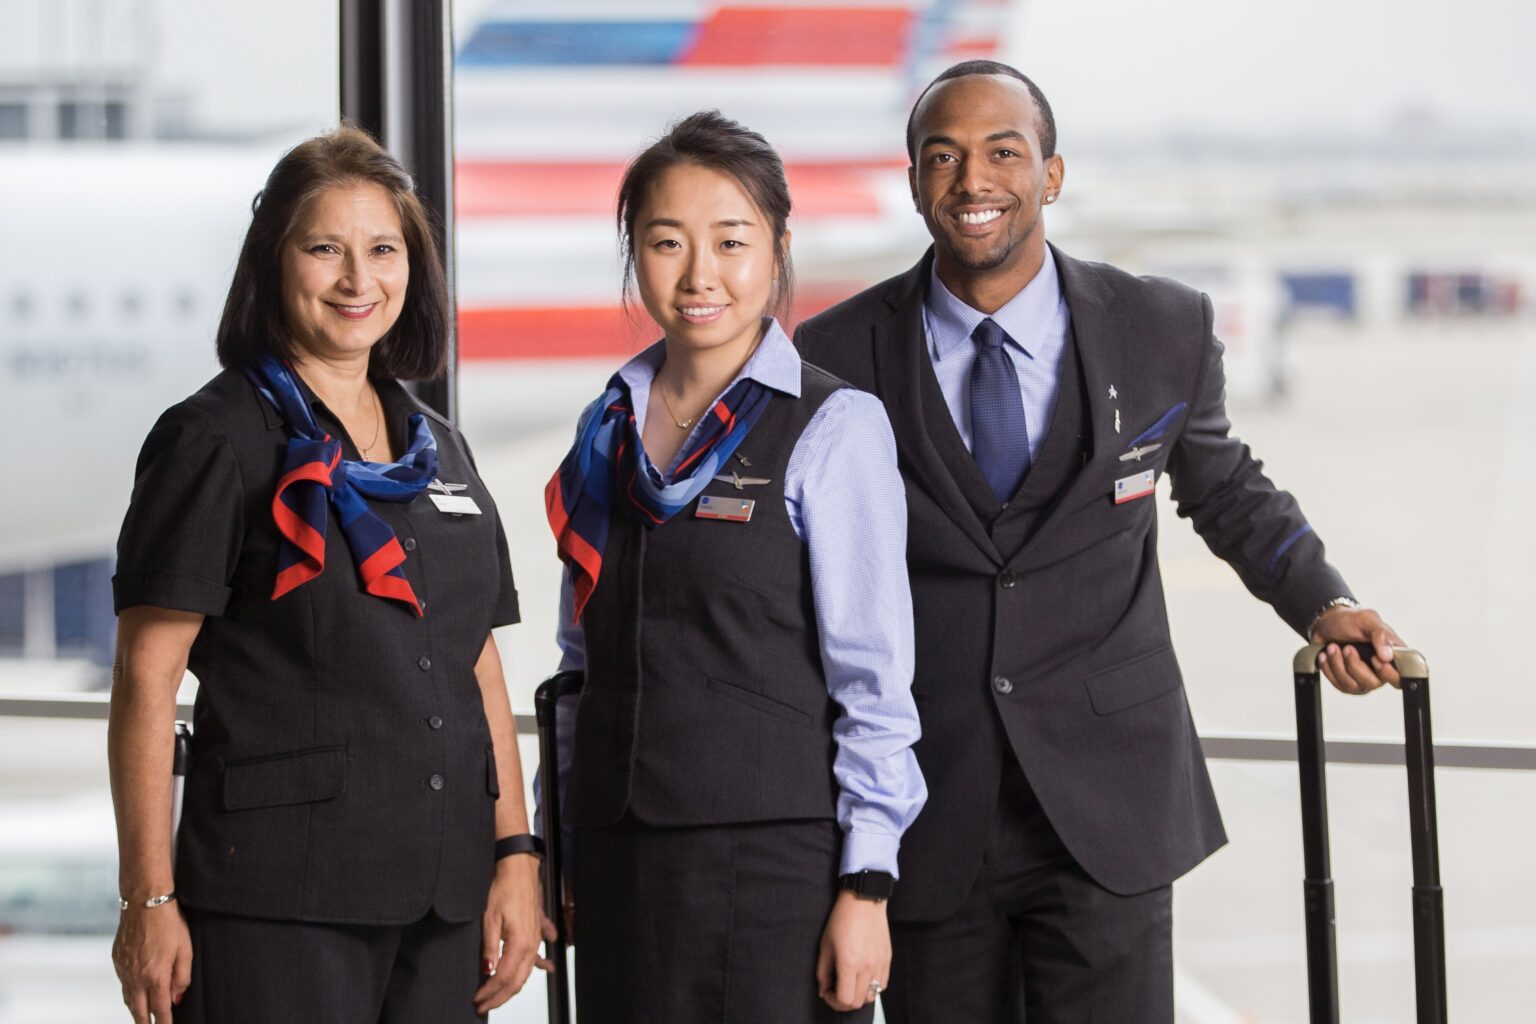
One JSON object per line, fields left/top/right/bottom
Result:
{"left": 214, "top": 125, "right": 448, "bottom": 381}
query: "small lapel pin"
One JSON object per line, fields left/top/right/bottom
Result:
{"left": 735, "top": 452, "right": 753, "bottom": 468}
{"left": 1108, "top": 385, "right": 1118, "bottom": 399}
{"left": 429, "top": 479, "right": 468, "bottom": 495}
{"left": 1118, "top": 442, "right": 1163, "bottom": 462}
{"left": 713, "top": 471, "right": 772, "bottom": 490}
{"left": 1114, "top": 409, "right": 1121, "bottom": 434}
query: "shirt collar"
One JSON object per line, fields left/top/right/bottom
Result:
{"left": 925, "top": 249, "right": 1064, "bottom": 362}
{"left": 617, "top": 316, "right": 802, "bottom": 399}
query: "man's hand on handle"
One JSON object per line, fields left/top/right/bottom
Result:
{"left": 112, "top": 902, "right": 191, "bottom": 1023}
{"left": 1312, "top": 606, "right": 1404, "bottom": 694}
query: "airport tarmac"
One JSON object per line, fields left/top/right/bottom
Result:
{"left": 2, "top": 322, "right": 1533, "bottom": 1022}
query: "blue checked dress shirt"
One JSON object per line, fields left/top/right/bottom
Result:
{"left": 551, "top": 318, "right": 927, "bottom": 876}
{"left": 923, "top": 250, "right": 1072, "bottom": 462}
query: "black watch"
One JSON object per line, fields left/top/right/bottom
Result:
{"left": 494, "top": 834, "right": 545, "bottom": 861}
{"left": 838, "top": 870, "right": 895, "bottom": 902}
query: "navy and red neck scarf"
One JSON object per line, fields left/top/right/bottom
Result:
{"left": 244, "top": 357, "right": 439, "bottom": 615}
{"left": 546, "top": 371, "right": 771, "bottom": 621}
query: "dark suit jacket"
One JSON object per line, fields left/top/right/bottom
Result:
{"left": 795, "top": 245, "right": 1352, "bottom": 922}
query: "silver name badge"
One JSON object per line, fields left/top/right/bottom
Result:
{"left": 1114, "top": 469, "right": 1156, "bottom": 505}
{"left": 695, "top": 495, "right": 754, "bottom": 523}
{"left": 430, "top": 494, "right": 482, "bottom": 515}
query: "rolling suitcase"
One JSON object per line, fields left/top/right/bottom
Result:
{"left": 1292, "top": 643, "right": 1446, "bottom": 1023}
{"left": 535, "top": 671, "right": 583, "bottom": 1024}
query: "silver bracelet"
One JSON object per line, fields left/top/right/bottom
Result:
{"left": 1306, "top": 596, "right": 1361, "bottom": 638}
{"left": 119, "top": 891, "right": 177, "bottom": 911}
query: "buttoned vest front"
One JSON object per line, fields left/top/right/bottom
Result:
{"left": 566, "top": 365, "right": 846, "bottom": 828}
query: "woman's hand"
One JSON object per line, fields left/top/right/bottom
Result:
{"left": 112, "top": 904, "right": 192, "bottom": 1022}
{"left": 473, "top": 853, "right": 546, "bottom": 1015}
{"left": 816, "top": 891, "right": 891, "bottom": 1012}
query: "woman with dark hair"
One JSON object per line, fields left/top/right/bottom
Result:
{"left": 546, "top": 110, "right": 927, "bottom": 1022}
{"left": 108, "top": 126, "right": 544, "bottom": 1023}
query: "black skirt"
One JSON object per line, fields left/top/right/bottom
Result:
{"left": 574, "top": 816, "right": 875, "bottom": 1024}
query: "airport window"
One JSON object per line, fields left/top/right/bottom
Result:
{"left": 0, "top": 573, "right": 23, "bottom": 652}
{"left": 0, "top": 104, "right": 26, "bottom": 139}
{"left": 56, "top": 101, "right": 81, "bottom": 139}
{"left": 2, "top": 2, "right": 1531, "bottom": 1021}
{"left": 64, "top": 289, "right": 90, "bottom": 320}
{"left": 6, "top": 291, "right": 33, "bottom": 321}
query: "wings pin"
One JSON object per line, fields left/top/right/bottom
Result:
{"left": 713, "top": 471, "right": 773, "bottom": 490}
{"left": 429, "top": 479, "right": 469, "bottom": 494}
{"left": 1118, "top": 443, "right": 1164, "bottom": 462}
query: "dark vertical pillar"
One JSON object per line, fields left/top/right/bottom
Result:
{"left": 339, "top": 0, "right": 457, "bottom": 423}
{"left": 339, "top": 0, "right": 384, "bottom": 139}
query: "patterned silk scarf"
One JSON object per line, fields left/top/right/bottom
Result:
{"left": 244, "top": 357, "right": 439, "bottom": 615}
{"left": 546, "top": 373, "right": 771, "bottom": 621}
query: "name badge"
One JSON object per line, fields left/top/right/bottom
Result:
{"left": 695, "top": 495, "right": 755, "bottom": 523}
{"left": 1113, "top": 469, "right": 1156, "bottom": 505}
{"left": 430, "top": 494, "right": 482, "bottom": 515}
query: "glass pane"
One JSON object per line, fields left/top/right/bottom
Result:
{"left": 1179, "top": 760, "right": 1536, "bottom": 1021}
{"left": 0, "top": 1, "right": 337, "bottom": 1020}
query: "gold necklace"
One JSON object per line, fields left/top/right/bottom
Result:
{"left": 658, "top": 380, "right": 706, "bottom": 430}
{"left": 356, "top": 388, "right": 384, "bottom": 460}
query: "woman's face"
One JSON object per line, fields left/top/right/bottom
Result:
{"left": 633, "top": 163, "right": 784, "bottom": 356}
{"left": 280, "top": 182, "right": 409, "bottom": 364}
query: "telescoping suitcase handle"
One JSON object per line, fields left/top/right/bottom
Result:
{"left": 1292, "top": 643, "right": 1445, "bottom": 1024}
{"left": 535, "top": 671, "right": 583, "bottom": 1024}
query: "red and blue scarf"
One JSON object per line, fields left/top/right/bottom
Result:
{"left": 244, "top": 357, "right": 439, "bottom": 615}
{"left": 546, "top": 373, "right": 771, "bottom": 621}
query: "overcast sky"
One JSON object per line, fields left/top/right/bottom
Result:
{"left": 1012, "top": 0, "right": 1536, "bottom": 141}
{"left": 132, "top": 0, "right": 1536, "bottom": 143}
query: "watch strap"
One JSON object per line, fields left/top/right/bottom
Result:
{"left": 494, "top": 833, "right": 545, "bottom": 860}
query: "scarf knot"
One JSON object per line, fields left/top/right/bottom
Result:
{"left": 546, "top": 373, "right": 771, "bottom": 621}
{"left": 244, "top": 357, "right": 438, "bottom": 615}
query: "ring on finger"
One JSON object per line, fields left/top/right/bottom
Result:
{"left": 867, "top": 980, "right": 884, "bottom": 996}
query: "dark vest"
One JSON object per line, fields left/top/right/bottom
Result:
{"left": 923, "top": 321, "right": 1090, "bottom": 548}
{"left": 567, "top": 365, "right": 847, "bottom": 828}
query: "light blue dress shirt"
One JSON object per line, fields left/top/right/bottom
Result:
{"left": 923, "top": 250, "right": 1072, "bottom": 460}
{"left": 551, "top": 318, "right": 927, "bottom": 876}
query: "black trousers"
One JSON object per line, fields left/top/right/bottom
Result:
{"left": 178, "top": 908, "right": 486, "bottom": 1024}
{"left": 575, "top": 816, "right": 875, "bottom": 1024}
{"left": 882, "top": 758, "right": 1173, "bottom": 1024}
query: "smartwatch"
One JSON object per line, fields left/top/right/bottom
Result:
{"left": 838, "top": 870, "right": 895, "bottom": 902}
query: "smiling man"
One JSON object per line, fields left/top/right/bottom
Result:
{"left": 794, "top": 61, "right": 1404, "bottom": 1023}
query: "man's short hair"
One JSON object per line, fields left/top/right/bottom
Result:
{"left": 905, "top": 60, "right": 1057, "bottom": 162}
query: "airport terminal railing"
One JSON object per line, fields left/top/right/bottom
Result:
{"left": 1, "top": 693, "right": 1533, "bottom": 770}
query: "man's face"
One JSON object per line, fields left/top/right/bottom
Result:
{"left": 908, "top": 75, "right": 1063, "bottom": 278}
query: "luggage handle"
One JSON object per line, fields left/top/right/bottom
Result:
{"left": 1292, "top": 644, "right": 1445, "bottom": 1024}
{"left": 534, "top": 671, "right": 582, "bottom": 1024}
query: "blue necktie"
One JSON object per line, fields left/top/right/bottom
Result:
{"left": 969, "top": 318, "right": 1030, "bottom": 501}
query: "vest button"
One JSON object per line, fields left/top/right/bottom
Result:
{"left": 418, "top": 656, "right": 432, "bottom": 671}
{"left": 999, "top": 569, "right": 1017, "bottom": 589}
{"left": 428, "top": 774, "right": 445, "bottom": 791}
{"left": 427, "top": 715, "right": 443, "bottom": 730}
{"left": 993, "top": 675, "right": 1014, "bottom": 695}
{"left": 403, "top": 537, "right": 417, "bottom": 552}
